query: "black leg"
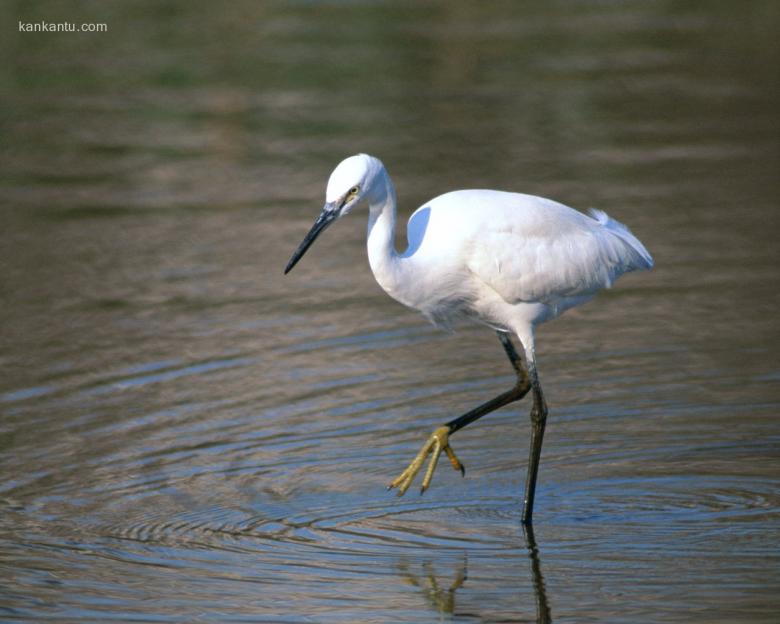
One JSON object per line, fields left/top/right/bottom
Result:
{"left": 446, "top": 331, "right": 531, "bottom": 435}
{"left": 390, "top": 330, "right": 550, "bottom": 521}
{"left": 521, "top": 373, "right": 547, "bottom": 525}
{"left": 389, "top": 331, "right": 532, "bottom": 495}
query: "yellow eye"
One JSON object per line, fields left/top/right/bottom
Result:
{"left": 348, "top": 186, "right": 359, "bottom": 197}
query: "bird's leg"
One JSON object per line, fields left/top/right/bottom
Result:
{"left": 388, "top": 331, "right": 531, "bottom": 495}
{"left": 388, "top": 424, "right": 459, "bottom": 495}
{"left": 521, "top": 366, "right": 547, "bottom": 525}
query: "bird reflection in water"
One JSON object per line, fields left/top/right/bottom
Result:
{"left": 397, "top": 524, "right": 551, "bottom": 622}
{"left": 397, "top": 556, "right": 468, "bottom": 616}
{"left": 524, "top": 523, "right": 552, "bottom": 623}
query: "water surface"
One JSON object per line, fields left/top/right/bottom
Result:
{"left": 1, "top": 1, "right": 779, "bottom": 622}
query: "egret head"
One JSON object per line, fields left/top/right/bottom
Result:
{"left": 284, "top": 154, "right": 384, "bottom": 274}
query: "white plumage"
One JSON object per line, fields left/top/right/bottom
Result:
{"left": 285, "top": 153, "right": 653, "bottom": 523}
{"left": 353, "top": 156, "right": 652, "bottom": 351}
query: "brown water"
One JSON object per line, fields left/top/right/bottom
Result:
{"left": 2, "top": 2, "right": 779, "bottom": 622}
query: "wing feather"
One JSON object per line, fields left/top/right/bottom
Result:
{"left": 463, "top": 196, "right": 652, "bottom": 305}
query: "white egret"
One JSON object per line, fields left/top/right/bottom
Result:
{"left": 285, "top": 154, "right": 653, "bottom": 524}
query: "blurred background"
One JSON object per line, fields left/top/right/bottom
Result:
{"left": 1, "top": 1, "right": 779, "bottom": 622}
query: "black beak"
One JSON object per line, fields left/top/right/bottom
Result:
{"left": 284, "top": 206, "right": 339, "bottom": 274}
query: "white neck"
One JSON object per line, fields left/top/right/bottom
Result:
{"left": 366, "top": 168, "right": 400, "bottom": 295}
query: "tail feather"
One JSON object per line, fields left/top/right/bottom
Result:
{"left": 588, "top": 208, "right": 654, "bottom": 270}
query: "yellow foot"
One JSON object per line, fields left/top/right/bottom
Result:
{"left": 388, "top": 425, "right": 465, "bottom": 495}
